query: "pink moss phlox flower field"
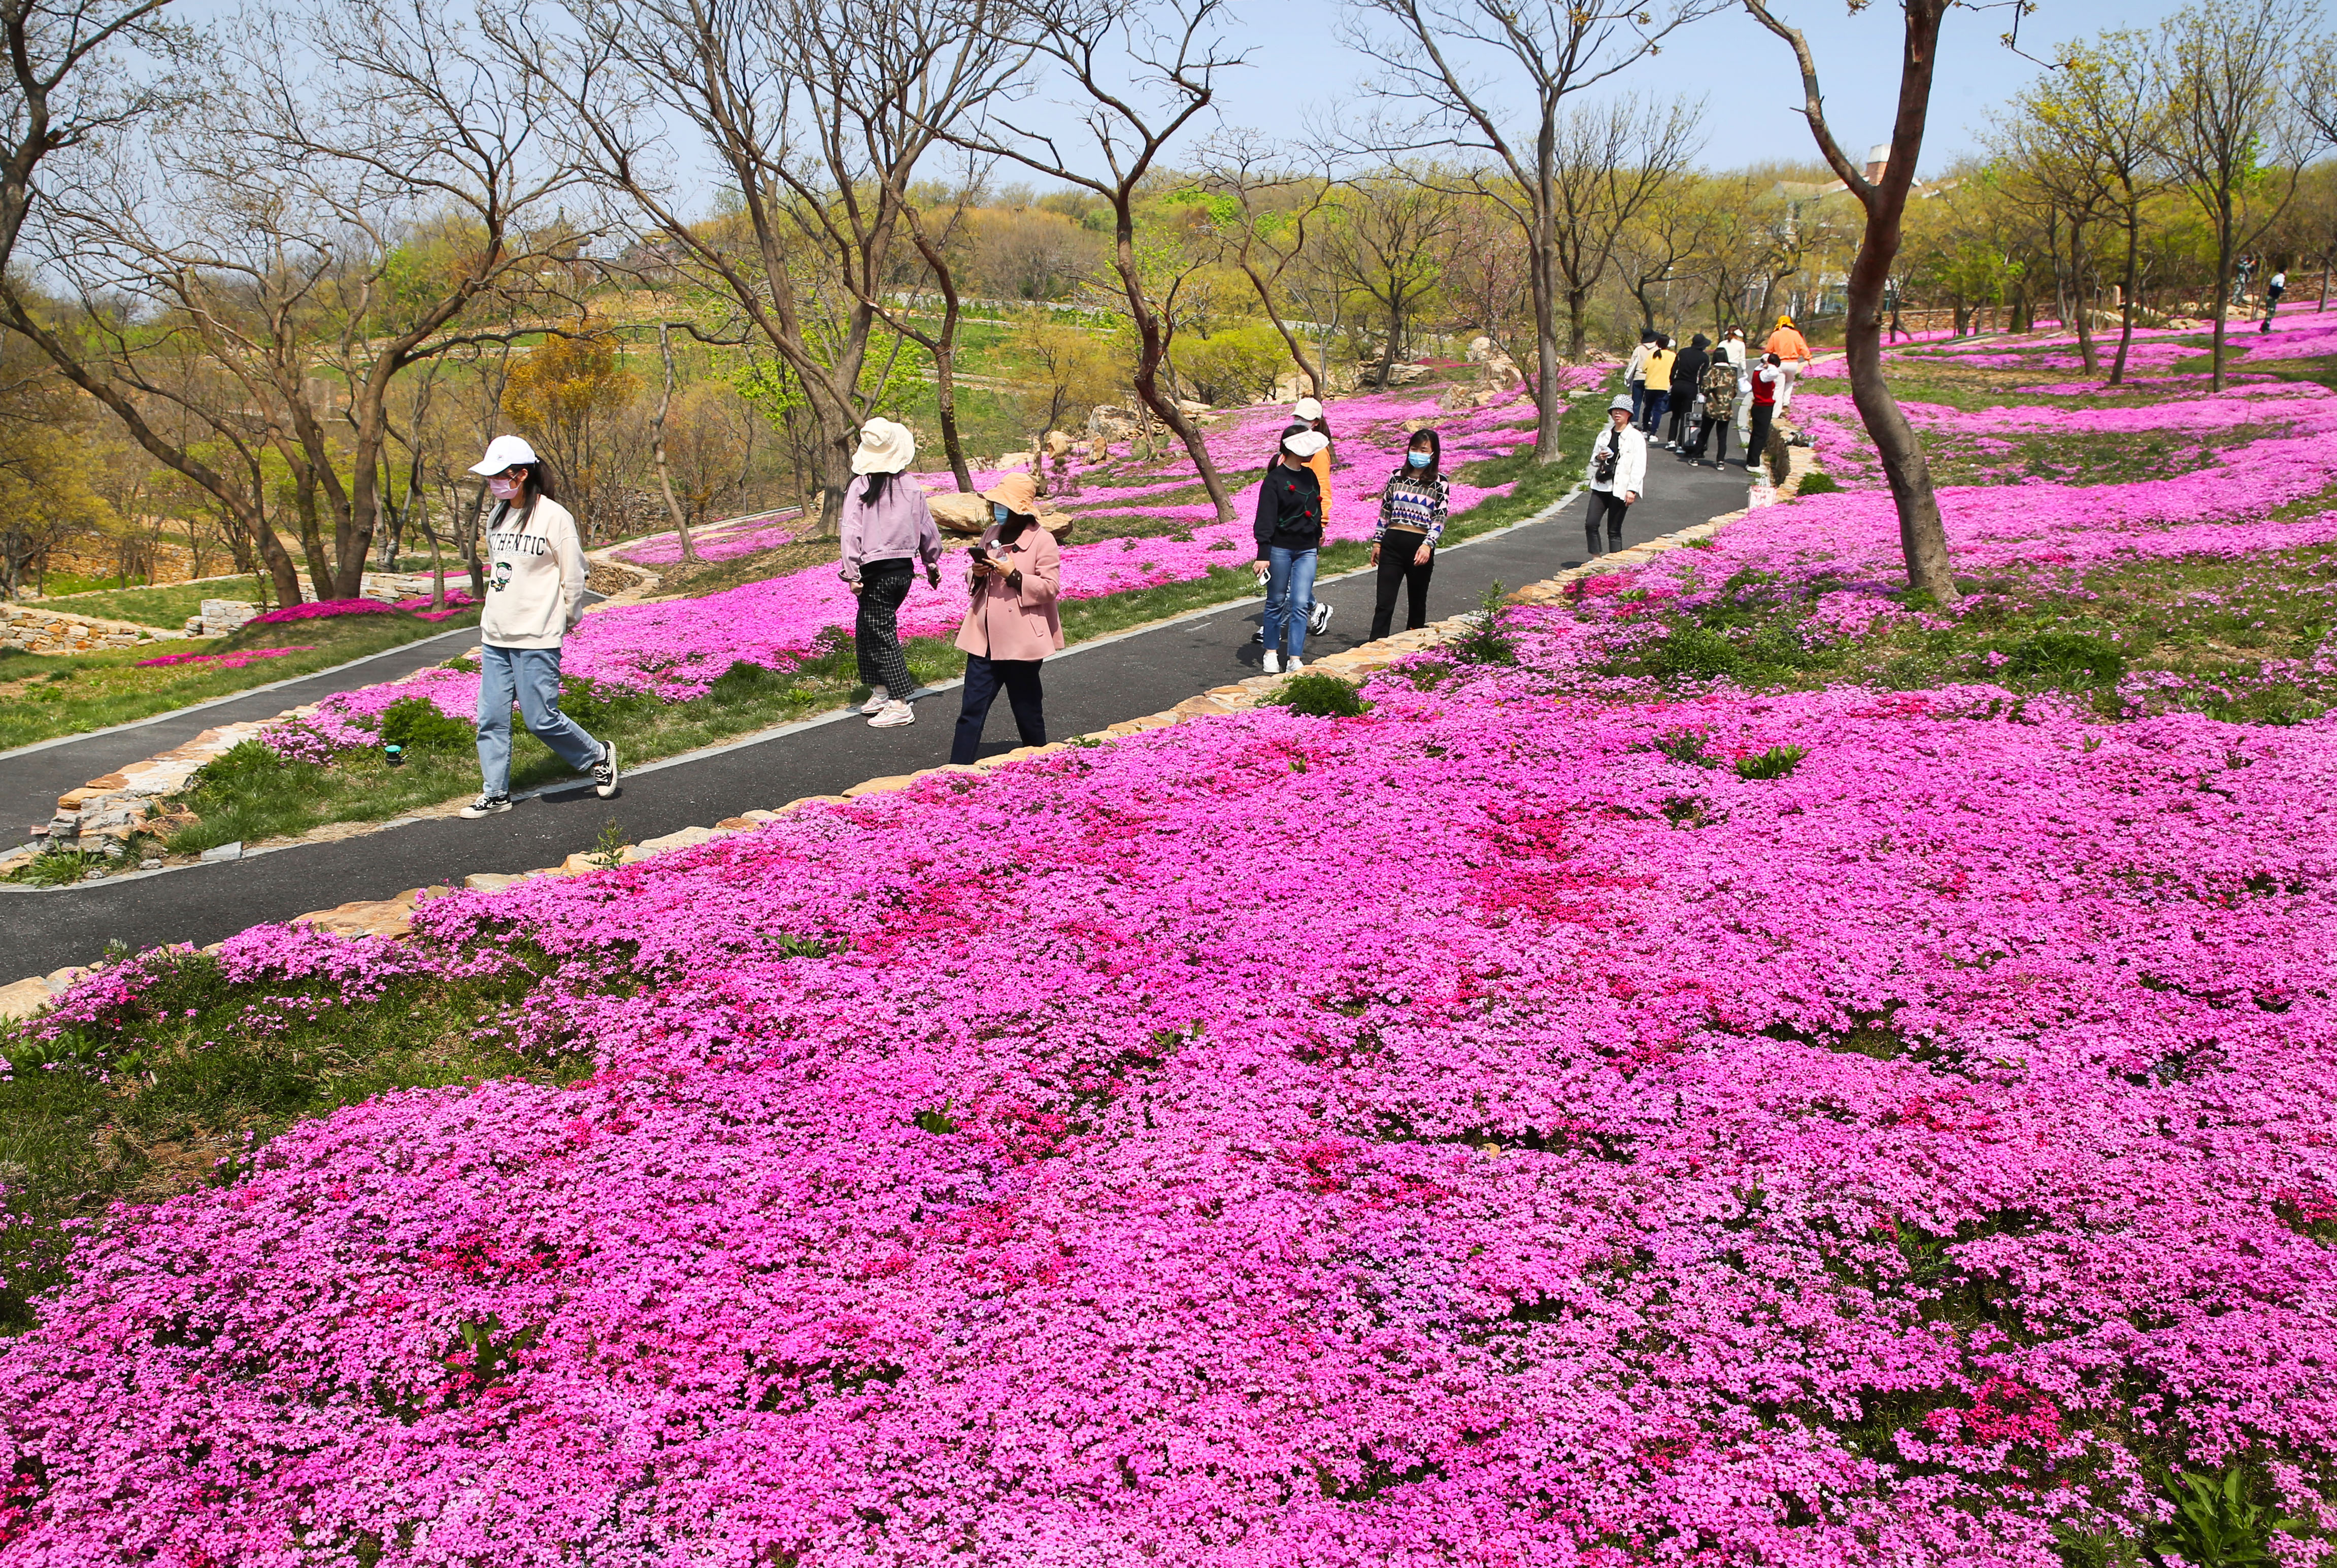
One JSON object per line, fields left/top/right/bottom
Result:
{"left": 133, "top": 645, "right": 317, "bottom": 670}
{"left": 248, "top": 598, "right": 400, "bottom": 627}
{"left": 274, "top": 381, "right": 1573, "bottom": 755}
{"left": 10, "top": 618, "right": 2337, "bottom": 1562}
{"left": 615, "top": 510, "right": 805, "bottom": 567}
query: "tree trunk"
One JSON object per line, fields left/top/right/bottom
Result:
{"left": 1375, "top": 302, "right": 1401, "bottom": 390}
{"left": 1530, "top": 234, "right": 1567, "bottom": 465}
{"left": 1747, "top": 0, "right": 1956, "bottom": 603}
{"left": 2210, "top": 198, "right": 2234, "bottom": 393}
{"left": 912, "top": 228, "right": 976, "bottom": 491}
{"left": 1114, "top": 231, "right": 1233, "bottom": 526}
{"left": 651, "top": 323, "right": 699, "bottom": 564}
{"left": 2069, "top": 219, "right": 2096, "bottom": 375}
{"left": 1240, "top": 260, "right": 1325, "bottom": 398}
{"left": 2111, "top": 209, "right": 2142, "bottom": 385}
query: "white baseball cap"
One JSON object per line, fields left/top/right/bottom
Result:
{"left": 1292, "top": 396, "right": 1324, "bottom": 422}
{"left": 469, "top": 435, "right": 540, "bottom": 475}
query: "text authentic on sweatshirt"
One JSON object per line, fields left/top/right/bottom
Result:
{"left": 1254, "top": 462, "right": 1324, "bottom": 558}
{"left": 480, "top": 495, "right": 588, "bottom": 650}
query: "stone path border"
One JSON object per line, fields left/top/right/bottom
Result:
{"left": 0, "top": 442, "right": 1817, "bottom": 1024}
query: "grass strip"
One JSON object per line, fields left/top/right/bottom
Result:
{"left": 0, "top": 609, "right": 482, "bottom": 754}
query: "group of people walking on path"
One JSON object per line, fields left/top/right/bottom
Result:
{"left": 452, "top": 326, "right": 1817, "bottom": 815}
{"left": 1589, "top": 315, "right": 1811, "bottom": 556}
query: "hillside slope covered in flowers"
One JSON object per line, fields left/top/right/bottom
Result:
{"left": 5, "top": 333, "right": 2337, "bottom": 1566}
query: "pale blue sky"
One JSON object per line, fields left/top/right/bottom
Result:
{"left": 1059, "top": 0, "right": 2203, "bottom": 180}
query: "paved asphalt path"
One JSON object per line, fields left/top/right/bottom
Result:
{"left": 1, "top": 620, "right": 494, "bottom": 840}
{"left": 0, "top": 454, "right": 1750, "bottom": 974}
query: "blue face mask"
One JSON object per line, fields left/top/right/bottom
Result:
{"left": 1407, "top": 451, "right": 1432, "bottom": 469}
{"left": 991, "top": 502, "right": 1010, "bottom": 523}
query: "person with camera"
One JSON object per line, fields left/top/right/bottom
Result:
{"left": 1584, "top": 395, "right": 1646, "bottom": 558}
{"left": 948, "top": 472, "right": 1062, "bottom": 765}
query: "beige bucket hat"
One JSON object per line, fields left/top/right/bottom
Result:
{"left": 851, "top": 418, "right": 917, "bottom": 475}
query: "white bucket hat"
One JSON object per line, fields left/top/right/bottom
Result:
{"left": 469, "top": 434, "right": 540, "bottom": 475}
{"left": 1281, "top": 429, "right": 1330, "bottom": 458}
{"left": 851, "top": 418, "right": 916, "bottom": 475}
{"left": 1292, "top": 396, "right": 1324, "bottom": 422}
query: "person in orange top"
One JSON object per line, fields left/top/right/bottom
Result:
{"left": 1764, "top": 315, "right": 1812, "bottom": 414}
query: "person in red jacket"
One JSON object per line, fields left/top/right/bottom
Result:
{"left": 1747, "top": 353, "right": 1782, "bottom": 475}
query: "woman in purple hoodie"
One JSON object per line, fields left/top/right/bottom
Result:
{"left": 839, "top": 418, "right": 944, "bottom": 728}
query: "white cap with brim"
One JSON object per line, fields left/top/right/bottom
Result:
{"left": 469, "top": 435, "right": 540, "bottom": 475}
{"left": 1281, "top": 429, "right": 1330, "bottom": 458}
{"left": 1608, "top": 394, "right": 1634, "bottom": 413}
{"left": 1292, "top": 397, "right": 1325, "bottom": 422}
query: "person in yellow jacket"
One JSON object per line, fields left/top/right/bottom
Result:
{"left": 1636, "top": 335, "right": 1677, "bottom": 433}
{"left": 1765, "top": 315, "right": 1812, "bottom": 414}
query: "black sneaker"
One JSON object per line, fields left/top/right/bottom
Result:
{"left": 593, "top": 741, "right": 619, "bottom": 799}
{"left": 459, "top": 793, "right": 512, "bottom": 819}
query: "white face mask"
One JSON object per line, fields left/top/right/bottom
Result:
{"left": 488, "top": 474, "right": 524, "bottom": 501}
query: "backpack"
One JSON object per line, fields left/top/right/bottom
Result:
{"left": 1702, "top": 356, "right": 1739, "bottom": 405}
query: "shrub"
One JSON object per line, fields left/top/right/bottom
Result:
{"left": 2004, "top": 630, "right": 2127, "bottom": 690}
{"left": 1267, "top": 671, "right": 1371, "bottom": 718}
{"left": 1796, "top": 470, "right": 1843, "bottom": 496}
{"left": 378, "top": 695, "right": 474, "bottom": 752}
{"left": 1735, "top": 744, "right": 1808, "bottom": 780}
{"left": 1645, "top": 624, "right": 1742, "bottom": 679}
{"left": 1646, "top": 728, "right": 1721, "bottom": 768}
{"left": 1447, "top": 581, "right": 1520, "bottom": 665}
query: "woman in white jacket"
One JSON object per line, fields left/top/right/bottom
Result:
{"left": 458, "top": 435, "right": 618, "bottom": 818}
{"left": 1584, "top": 394, "right": 1646, "bottom": 558}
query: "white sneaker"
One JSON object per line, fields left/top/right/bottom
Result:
{"left": 860, "top": 686, "right": 890, "bottom": 714}
{"left": 1308, "top": 600, "right": 1333, "bottom": 635}
{"left": 1287, "top": 657, "right": 1305, "bottom": 672}
{"left": 1262, "top": 650, "right": 1281, "bottom": 674}
{"left": 868, "top": 699, "right": 915, "bottom": 728}
{"left": 592, "top": 741, "right": 619, "bottom": 799}
{"left": 459, "top": 793, "right": 512, "bottom": 819}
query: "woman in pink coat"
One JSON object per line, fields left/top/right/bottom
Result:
{"left": 949, "top": 472, "right": 1064, "bottom": 764}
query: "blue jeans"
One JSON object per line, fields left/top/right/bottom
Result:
{"left": 1639, "top": 390, "right": 1670, "bottom": 434}
{"left": 1262, "top": 546, "right": 1319, "bottom": 658}
{"left": 475, "top": 643, "right": 605, "bottom": 796}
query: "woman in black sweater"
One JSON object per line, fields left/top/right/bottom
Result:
{"left": 1252, "top": 423, "right": 1329, "bottom": 673}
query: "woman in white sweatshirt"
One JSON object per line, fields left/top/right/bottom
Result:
{"left": 458, "top": 435, "right": 618, "bottom": 818}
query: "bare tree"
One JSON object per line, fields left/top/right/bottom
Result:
{"left": 1323, "top": 172, "right": 1455, "bottom": 388}
{"left": 873, "top": 160, "right": 988, "bottom": 491}
{"left": 944, "top": 0, "right": 1246, "bottom": 526}
{"left": 1345, "top": 0, "right": 1724, "bottom": 464}
{"left": 519, "top": 0, "right": 1019, "bottom": 536}
{"left": 1742, "top": 0, "right": 1958, "bottom": 603}
{"left": 2020, "top": 31, "right": 2169, "bottom": 383}
{"left": 0, "top": 0, "right": 183, "bottom": 277}
{"left": 2159, "top": 0, "right": 2313, "bottom": 391}
{"left": 1192, "top": 134, "right": 1334, "bottom": 395}
{"left": 5, "top": 0, "right": 595, "bottom": 604}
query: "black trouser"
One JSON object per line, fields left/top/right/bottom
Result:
{"left": 1665, "top": 396, "right": 1694, "bottom": 446}
{"left": 950, "top": 654, "right": 1046, "bottom": 764}
{"left": 1639, "top": 390, "right": 1670, "bottom": 434}
{"left": 1748, "top": 402, "right": 1776, "bottom": 473}
{"left": 1688, "top": 413, "right": 1731, "bottom": 465}
{"left": 853, "top": 559, "right": 915, "bottom": 697}
{"left": 1584, "top": 490, "right": 1630, "bottom": 556}
{"left": 1370, "top": 533, "right": 1436, "bottom": 639}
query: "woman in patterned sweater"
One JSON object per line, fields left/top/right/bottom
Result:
{"left": 1368, "top": 428, "right": 1451, "bottom": 639}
